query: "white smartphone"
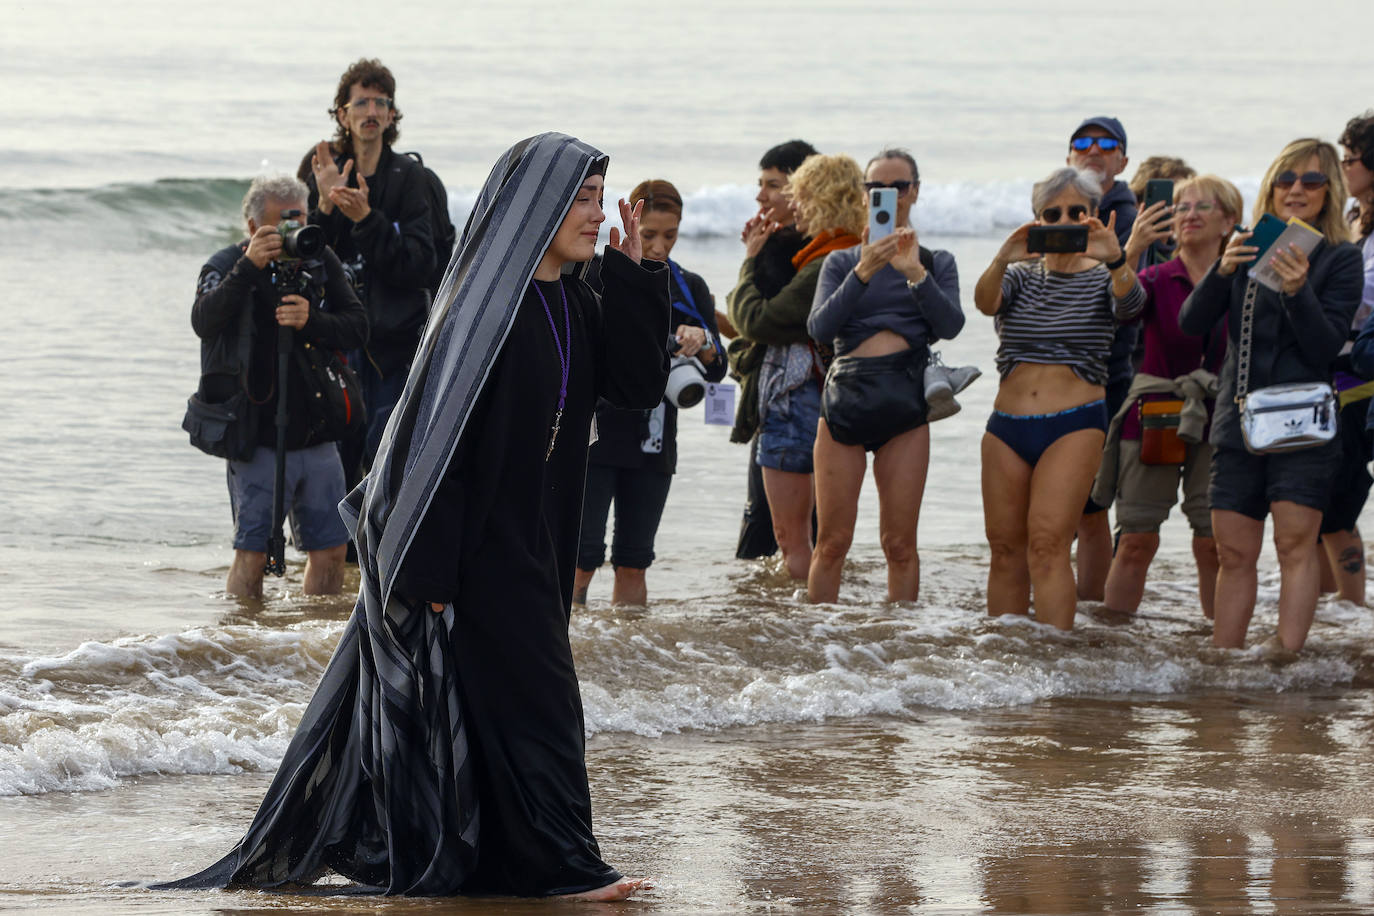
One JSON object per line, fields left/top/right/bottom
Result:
{"left": 868, "top": 188, "right": 897, "bottom": 241}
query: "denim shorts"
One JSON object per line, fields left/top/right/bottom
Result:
{"left": 1209, "top": 440, "right": 1341, "bottom": 521}
{"left": 756, "top": 378, "right": 821, "bottom": 473}
{"left": 227, "top": 443, "right": 349, "bottom": 552}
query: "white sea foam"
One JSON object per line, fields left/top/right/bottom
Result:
{"left": 1, "top": 590, "right": 1367, "bottom": 795}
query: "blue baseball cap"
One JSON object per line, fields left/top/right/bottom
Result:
{"left": 1070, "top": 116, "right": 1127, "bottom": 152}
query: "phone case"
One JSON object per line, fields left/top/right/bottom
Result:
{"left": 868, "top": 188, "right": 897, "bottom": 241}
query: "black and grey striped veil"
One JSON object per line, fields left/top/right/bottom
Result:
{"left": 344, "top": 131, "right": 608, "bottom": 603}
{"left": 152, "top": 132, "right": 608, "bottom": 896}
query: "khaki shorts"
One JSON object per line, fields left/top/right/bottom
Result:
{"left": 1113, "top": 438, "right": 1213, "bottom": 537}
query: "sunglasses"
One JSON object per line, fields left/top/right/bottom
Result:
{"left": 1040, "top": 204, "right": 1089, "bottom": 223}
{"left": 863, "top": 180, "right": 914, "bottom": 192}
{"left": 1070, "top": 136, "right": 1122, "bottom": 152}
{"left": 343, "top": 96, "right": 394, "bottom": 112}
{"left": 1274, "top": 170, "right": 1328, "bottom": 191}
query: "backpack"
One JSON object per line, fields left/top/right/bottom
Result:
{"left": 404, "top": 150, "right": 457, "bottom": 298}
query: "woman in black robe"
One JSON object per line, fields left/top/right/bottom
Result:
{"left": 153, "top": 133, "right": 669, "bottom": 899}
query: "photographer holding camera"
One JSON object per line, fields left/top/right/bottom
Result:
{"left": 190, "top": 175, "right": 367, "bottom": 598}
{"left": 574, "top": 179, "right": 725, "bottom": 607}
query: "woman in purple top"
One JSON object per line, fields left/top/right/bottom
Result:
{"left": 1098, "top": 175, "right": 1242, "bottom": 617}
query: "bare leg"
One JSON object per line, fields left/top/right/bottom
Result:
{"left": 1272, "top": 501, "right": 1324, "bottom": 651}
{"left": 981, "top": 433, "right": 1032, "bottom": 617}
{"left": 872, "top": 424, "right": 930, "bottom": 602}
{"left": 1025, "top": 429, "right": 1105, "bottom": 630}
{"left": 1075, "top": 510, "right": 1113, "bottom": 601}
{"left": 1211, "top": 509, "right": 1263, "bottom": 648}
{"left": 558, "top": 876, "right": 652, "bottom": 901}
{"left": 1192, "top": 535, "right": 1220, "bottom": 619}
{"left": 573, "top": 567, "right": 595, "bottom": 606}
{"left": 1103, "top": 531, "right": 1160, "bottom": 614}
{"left": 1319, "top": 527, "right": 1366, "bottom": 606}
{"left": 808, "top": 420, "right": 866, "bottom": 603}
{"left": 226, "top": 549, "right": 266, "bottom": 598}
{"left": 303, "top": 544, "right": 347, "bottom": 595}
{"left": 763, "top": 467, "right": 814, "bottom": 580}
{"left": 611, "top": 566, "right": 648, "bottom": 607}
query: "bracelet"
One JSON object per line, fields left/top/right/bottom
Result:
{"left": 1104, "top": 251, "right": 1127, "bottom": 271}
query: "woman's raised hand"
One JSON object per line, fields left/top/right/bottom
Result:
{"left": 742, "top": 211, "right": 778, "bottom": 258}
{"left": 1217, "top": 230, "right": 1258, "bottom": 276}
{"left": 608, "top": 198, "right": 644, "bottom": 262}
{"left": 853, "top": 227, "right": 912, "bottom": 283}
{"left": 1083, "top": 212, "right": 1124, "bottom": 265}
{"left": 1269, "top": 243, "right": 1311, "bottom": 295}
{"left": 995, "top": 222, "right": 1039, "bottom": 266}
{"left": 1124, "top": 200, "right": 1171, "bottom": 267}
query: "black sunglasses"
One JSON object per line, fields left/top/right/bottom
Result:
{"left": 863, "top": 180, "right": 914, "bottom": 192}
{"left": 1040, "top": 204, "right": 1089, "bottom": 223}
{"left": 1274, "top": 170, "right": 1329, "bottom": 191}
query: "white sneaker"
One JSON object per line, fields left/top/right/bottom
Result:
{"left": 924, "top": 363, "right": 957, "bottom": 421}
{"left": 946, "top": 364, "right": 982, "bottom": 394}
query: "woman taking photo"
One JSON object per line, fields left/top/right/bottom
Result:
{"left": 1181, "top": 138, "right": 1362, "bottom": 652}
{"left": 974, "top": 167, "right": 1146, "bottom": 630}
{"left": 1094, "top": 175, "right": 1242, "bottom": 618}
{"left": 157, "top": 133, "right": 668, "bottom": 899}
{"left": 806, "top": 149, "right": 963, "bottom": 603}
{"left": 728, "top": 153, "right": 864, "bottom": 580}
{"left": 575, "top": 179, "right": 725, "bottom": 606}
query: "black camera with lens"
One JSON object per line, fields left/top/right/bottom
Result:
{"left": 276, "top": 209, "right": 325, "bottom": 261}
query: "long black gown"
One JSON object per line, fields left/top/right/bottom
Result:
{"left": 154, "top": 247, "right": 668, "bottom": 897}
{"left": 395, "top": 248, "right": 669, "bottom": 894}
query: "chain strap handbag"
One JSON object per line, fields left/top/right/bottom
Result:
{"left": 1235, "top": 278, "right": 1338, "bottom": 454}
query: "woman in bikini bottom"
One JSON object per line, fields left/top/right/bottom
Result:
{"left": 985, "top": 400, "right": 1108, "bottom": 467}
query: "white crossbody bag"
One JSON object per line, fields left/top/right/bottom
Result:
{"left": 1235, "top": 278, "right": 1338, "bottom": 454}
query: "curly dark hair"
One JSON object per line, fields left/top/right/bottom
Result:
{"left": 329, "top": 58, "right": 402, "bottom": 156}
{"left": 1340, "top": 110, "right": 1374, "bottom": 237}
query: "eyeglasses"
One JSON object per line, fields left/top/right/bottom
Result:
{"left": 1039, "top": 204, "right": 1089, "bottom": 223}
{"left": 863, "top": 180, "right": 915, "bottom": 192}
{"left": 1342, "top": 156, "right": 1363, "bottom": 167}
{"left": 344, "top": 96, "right": 393, "bottom": 112}
{"left": 1274, "top": 170, "right": 1328, "bottom": 191}
{"left": 1070, "top": 136, "right": 1122, "bottom": 152}
{"left": 1174, "top": 201, "right": 1218, "bottom": 215}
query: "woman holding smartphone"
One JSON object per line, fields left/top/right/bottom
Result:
{"left": 1180, "top": 138, "right": 1361, "bottom": 652}
{"left": 728, "top": 153, "right": 864, "bottom": 580}
{"left": 1095, "top": 175, "right": 1243, "bottom": 618}
{"left": 973, "top": 167, "right": 1145, "bottom": 630}
{"left": 805, "top": 149, "right": 963, "bottom": 603}
{"left": 575, "top": 179, "right": 725, "bottom": 606}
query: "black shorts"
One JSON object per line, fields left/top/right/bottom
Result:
{"left": 1209, "top": 440, "right": 1342, "bottom": 521}
{"left": 1321, "top": 399, "right": 1374, "bottom": 533}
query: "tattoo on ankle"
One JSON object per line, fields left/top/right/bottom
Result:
{"left": 573, "top": 586, "right": 588, "bottom": 604}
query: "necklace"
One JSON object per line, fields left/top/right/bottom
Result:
{"left": 533, "top": 279, "right": 571, "bottom": 461}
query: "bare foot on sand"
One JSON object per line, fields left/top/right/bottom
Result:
{"left": 557, "top": 877, "right": 652, "bottom": 901}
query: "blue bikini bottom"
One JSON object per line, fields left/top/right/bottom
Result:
{"left": 985, "top": 400, "right": 1108, "bottom": 467}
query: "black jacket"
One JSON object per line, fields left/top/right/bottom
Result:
{"left": 1179, "top": 239, "right": 1363, "bottom": 450}
{"left": 305, "top": 146, "right": 435, "bottom": 377}
{"left": 192, "top": 243, "right": 369, "bottom": 450}
{"left": 587, "top": 263, "right": 726, "bottom": 475}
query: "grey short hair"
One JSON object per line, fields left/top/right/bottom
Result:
{"left": 242, "top": 174, "right": 309, "bottom": 229}
{"left": 1031, "top": 167, "right": 1102, "bottom": 216}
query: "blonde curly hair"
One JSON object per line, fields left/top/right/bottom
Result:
{"left": 785, "top": 154, "right": 866, "bottom": 237}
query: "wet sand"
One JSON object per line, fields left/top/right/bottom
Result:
{"left": 6, "top": 691, "right": 1374, "bottom": 914}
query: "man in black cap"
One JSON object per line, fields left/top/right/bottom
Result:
{"left": 1066, "top": 115, "right": 1138, "bottom": 600}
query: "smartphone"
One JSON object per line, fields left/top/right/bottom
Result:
{"left": 1026, "top": 225, "right": 1088, "bottom": 254}
{"left": 1143, "top": 179, "right": 1173, "bottom": 223}
{"left": 868, "top": 188, "right": 897, "bottom": 241}
{"left": 1245, "top": 212, "right": 1287, "bottom": 260}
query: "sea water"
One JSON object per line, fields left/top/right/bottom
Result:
{"left": 3, "top": 1, "right": 1374, "bottom": 912}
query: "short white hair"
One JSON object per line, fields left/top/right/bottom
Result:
{"left": 241, "top": 174, "right": 308, "bottom": 229}
{"left": 1031, "top": 167, "right": 1102, "bottom": 215}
